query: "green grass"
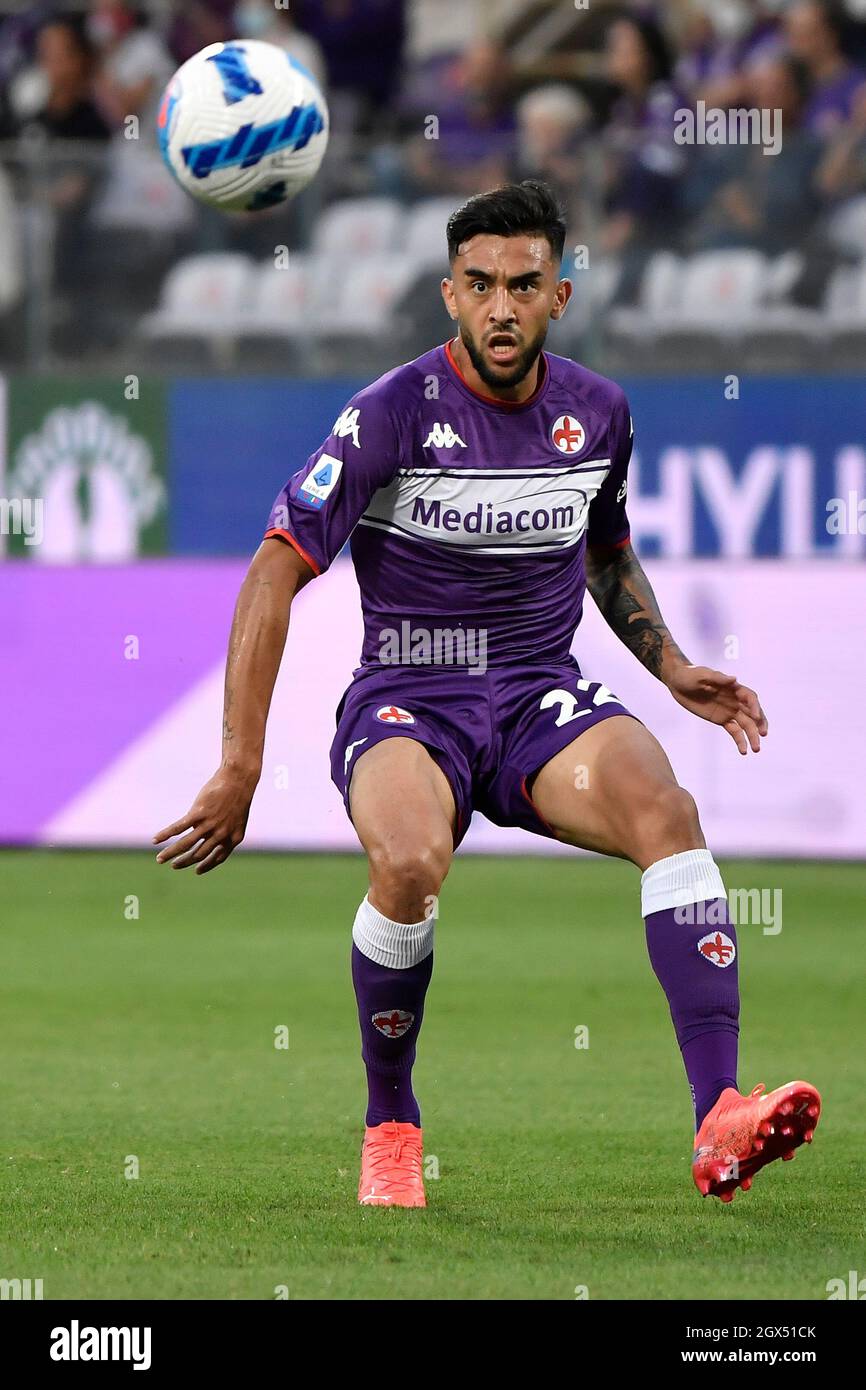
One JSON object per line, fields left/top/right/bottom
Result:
{"left": 1, "top": 850, "right": 863, "bottom": 1300}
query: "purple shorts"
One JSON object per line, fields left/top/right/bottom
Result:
{"left": 330, "top": 659, "right": 636, "bottom": 847}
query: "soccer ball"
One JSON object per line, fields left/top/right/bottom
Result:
{"left": 157, "top": 40, "right": 329, "bottom": 212}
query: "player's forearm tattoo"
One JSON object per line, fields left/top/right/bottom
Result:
{"left": 586, "top": 543, "right": 688, "bottom": 681}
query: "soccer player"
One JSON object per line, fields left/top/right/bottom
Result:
{"left": 154, "top": 181, "right": 820, "bottom": 1207}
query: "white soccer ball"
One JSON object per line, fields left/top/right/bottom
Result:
{"left": 157, "top": 40, "right": 329, "bottom": 212}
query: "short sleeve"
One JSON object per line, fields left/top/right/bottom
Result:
{"left": 586, "top": 391, "right": 633, "bottom": 550}
{"left": 264, "top": 386, "right": 402, "bottom": 574}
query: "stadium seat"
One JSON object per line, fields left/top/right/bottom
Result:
{"left": 824, "top": 260, "right": 866, "bottom": 370}
{"left": 603, "top": 251, "right": 683, "bottom": 362}
{"left": 638, "top": 250, "right": 767, "bottom": 371}
{"left": 232, "top": 255, "right": 332, "bottom": 371}
{"left": 137, "top": 254, "right": 257, "bottom": 368}
{"left": 548, "top": 255, "right": 623, "bottom": 356}
{"left": 315, "top": 254, "right": 417, "bottom": 372}
{"left": 403, "top": 198, "right": 461, "bottom": 273}
{"left": 311, "top": 196, "right": 405, "bottom": 261}
{"left": 734, "top": 252, "right": 823, "bottom": 372}
{"left": 660, "top": 250, "right": 765, "bottom": 327}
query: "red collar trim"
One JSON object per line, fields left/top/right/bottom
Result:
{"left": 444, "top": 339, "right": 547, "bottom": 411}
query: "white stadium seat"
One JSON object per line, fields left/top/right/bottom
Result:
{"left": 316, "top": 254, "right": 416, "bottom": 337}
{"left": 311, "top": 196, "right": 404, "bottom": 261}
{"left": 660, "top": 249, "right": 766, "bottom": 329}
{"left": 605, "top": 252, "right": 684, "bottom": 348}
{"left": 403, "top": 198, "right": 461, "bottom": 272}
{"left": 241, "top": 255, "right": 327, "bottom": 335}
{"left": 139, "top": 254, "right": 256, "bottom": 341}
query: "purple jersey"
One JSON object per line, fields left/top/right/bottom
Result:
{"left": 265, "top": 343, "right": 633, "bottom": 667}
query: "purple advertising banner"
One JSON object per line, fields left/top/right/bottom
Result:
{"left": 1, "top": 558, "right": 864, "bottom": 856}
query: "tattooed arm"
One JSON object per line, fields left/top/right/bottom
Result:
{"left": 585, "top": 541, "right": 768, "bottom": 754}
{"left": 585, "top": 540, "right": 688, "bottom": 682}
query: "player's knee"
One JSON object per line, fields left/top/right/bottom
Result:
{"left": 636, "top": 784, "right": 704, "bottom": 864}
{"left": 367, "top": 835, "right": 451, "bottom": 919}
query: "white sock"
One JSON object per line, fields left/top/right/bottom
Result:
{"left": 640, "top": 849, "right": 726, "bottom": 918}
{"left": 352, "top": 895, "right": 434, "bottom": 969}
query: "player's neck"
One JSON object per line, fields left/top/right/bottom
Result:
{"left": 448, "top": 336, "right": 544, "bottom": 405}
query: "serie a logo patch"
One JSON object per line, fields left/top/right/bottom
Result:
{"left": 298, "top": 452, "right": 342, "bottom": 509}
{"left": 372, "top": 1009, "right": 415, "bottom": 1038}
{"left": 697, "top": 931, "right": 736, "bottom": 967}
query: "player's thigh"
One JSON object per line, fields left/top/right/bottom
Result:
{"left": 530, "top": 714, "right": 705, "bottom": 869}
{"left": 349, "top": 737, "right": 456, "bottom": 912}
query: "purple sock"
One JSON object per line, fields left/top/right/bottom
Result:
{"left": 351, "top": 943, "right": 432, "bottom": 1127}
{"left": 642, "top": 851, "right": 739, "bottom": 1130}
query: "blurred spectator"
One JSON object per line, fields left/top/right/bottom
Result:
{"left": 680, "top": 0, "right": 782, "bottom": 108}
{"left": 293, "top": 0, "right": 406, "bottom": 130}
{"left": 88, "top": 1, "right": 173, "bottom": 131}
{"left": 26, "top": 14, "right": 111, "bottom": 141}
{"left": 686, "top": 55, "right": 823, "bottom": 255}
{"left": 600, "top": 15, "right": 687, "bottom": 299}
{"left": 512, "top": 84, "right": 591, "bottom": 233}
{"left": 167, "top": 1, "right": 236, "bottom": 66}
{"left": 402, "top": 38, "right": 516, "bottom": 196}
{"left": 13, "top": 16, "right": 111, "bottom": 353}
{"left": 784, "top": 0, "right": 866, "bottom": 137}
{"left": 85, "top": 1, "right": 190, "bottom": 246}
{"left": 234, "top": 0, "right": 327, "bottom": 90}
{"left": 0, "top": 1, "right": 57, "bottom": 135}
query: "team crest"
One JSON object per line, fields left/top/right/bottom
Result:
{"left": 376, "top": 705, "right": 415, "bottom": 724}
{"left": 298, "top": 452, "right": 342, "bottom": 509}
{"left": 372, "top": 1008, "right": 415, "bottom": 1038}
{"left": 698, "top": 931, "right": 736, "bottom": 968}
{"left": 551, "top": 414, "right": 586, "bottom": 455}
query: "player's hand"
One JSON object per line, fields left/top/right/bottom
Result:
{"left": 667, "top": 665, "right": 768, "bottom": 755}
{"left": 152, "top": 767, "right": 258, "bottom": 874}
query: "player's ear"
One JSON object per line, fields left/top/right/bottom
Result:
{"left": 550, "top": 278, "right": 573, "bottom": 321}
{"left": 441, "top": 276, "right": 458, "bottom": 321}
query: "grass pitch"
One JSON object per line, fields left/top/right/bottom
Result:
{"left": 1, "top": 850, "right": 863, "bottom": 1301}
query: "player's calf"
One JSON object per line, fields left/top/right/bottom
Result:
{"left": 345, "top": 738, "right": 457, "bottom": 1204}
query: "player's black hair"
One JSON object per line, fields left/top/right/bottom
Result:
{"left": 446, "top": 180, "right": 567, "bottom": 264}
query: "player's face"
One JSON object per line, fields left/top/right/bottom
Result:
{"left": 442, "top": 234, "right": 572, "bottom": 393}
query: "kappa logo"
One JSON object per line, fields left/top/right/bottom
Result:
{"left": 617, "top": 479, "right": 628, "bottom": 502}
{"left": 298, "top": 451, "right": 343, "bottom": 509}
{"left": 551, "top": 415, "right": 586, "bottom": 455}
{"left": 372, "top": 1009, "right": 415, "bottom": 1038}
{"left": 376, "top": 704, "right": 415, "bottom": 724}
{"left": 424, "top": 422, "right": 466, "bottom": 449}
{"left": 343, "top": 737, "right": 368, "bottom": 776}
{"left": 698, "top": 931, "right": 736, "bottom": 967}
{"left": 332, "top": 407, "right": 361, "bottom": 448}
